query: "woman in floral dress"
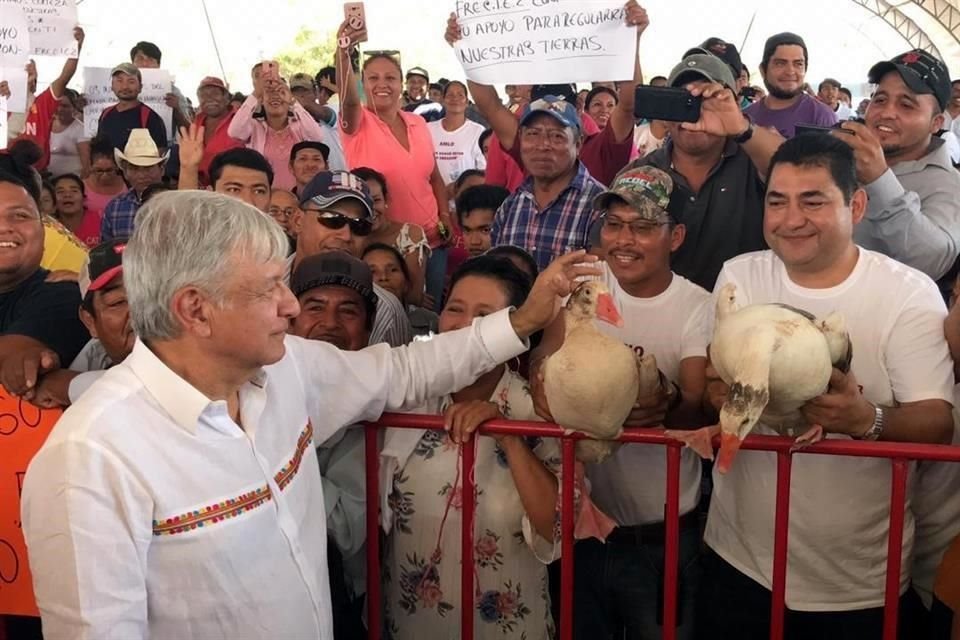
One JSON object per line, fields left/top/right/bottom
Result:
{"left": 380, "top": 256, "right": 611, "bottom": 640}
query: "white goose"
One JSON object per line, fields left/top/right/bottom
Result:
{"left": 669, "top": 283, "right": 852, "bottom": 473}
{"left": 542, "top": 281, "right": 661, "bottom": 463}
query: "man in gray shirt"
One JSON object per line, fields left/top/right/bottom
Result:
{"left": 836, "top": 50, "right": 960, "bottom": 295}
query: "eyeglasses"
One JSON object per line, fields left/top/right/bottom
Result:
{"left": 600, "top": 215, "right": 670, "bottom": 237}
{"left": 305, "top": 209, "right": 372, "bottom": 236}
{"left": 269, "top": 206, "right": 297, "bottom": 221}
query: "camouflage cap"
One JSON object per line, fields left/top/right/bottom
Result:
{"left": 593, "top": 166, "right": 676, "bottom": 222}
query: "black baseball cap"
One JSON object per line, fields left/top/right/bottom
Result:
{"left": 406, "top": 66, "right": 429, "bottom": 82}
{"left": 298, "top": 171, "right": 374, "bottom": 219}
{"left": 531, "top": 83, "right": 578, "bottom": 104}
{"left": 761, "top": 32, "right": 809, "bottom": 69}
{"left": 79, "top": 238, "right": 127, "bottom": 299}
{"left": 289, "top": 140, "right": 330, "bottom": 165}
{"left": 685, "top": 38, "right": 744, "bottom": 78}
{"left": 868, "top": 49, "right": 951, "bottom": 111}
{"left": 290, "top": 251, "right": 378, "bottom": 315}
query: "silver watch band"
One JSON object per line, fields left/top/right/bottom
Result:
{"left": 858, "top": 405, "right": 884, "bottom": 441}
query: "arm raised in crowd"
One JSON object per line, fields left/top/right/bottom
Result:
{"left": 49, "top": 27, "right": 85, "bottom": 99}
{"left": 683, "top": 81, "right": 784, "bottom": 180}
{"left": 607, "top": 1, "right": 648, "bottom": 144}
{"left": 335, "top": 19, "right": 367, "bottom": 136}
{"left": 226, "top": 93, "right": 260, "bottom": 143}
{"left": 445, "top": 13, "right": 520, "bottom": 150}
{"left": 176, "top": 122, "right": 205, "bottom": 190}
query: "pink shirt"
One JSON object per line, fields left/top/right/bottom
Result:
{"left": 342, "top": 107, "right": 441, "bottom": 246}
{"left": 228, "top": 96, "right": 332, "bottom": 191}
{"left": 84, "top": 187, "right": 122, "bottom": 218}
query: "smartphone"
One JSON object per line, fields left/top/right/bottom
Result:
{"left": 344, "top": 2, "right": 368, "bottom": 43}
{"left": 634, "top": 86, "right": 702, "bottom": 123}
{"left": 262, "top": 60, "right": 280, "bottom": 84}
{"left": 795, "top": 118, "right": 864, "bottom": 137}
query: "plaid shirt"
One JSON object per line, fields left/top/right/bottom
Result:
{"left": 491, "top": 161, "right": 605, "bottom": 272}
{"left": 100, "top": 189, "right": 142, "bottom": 242}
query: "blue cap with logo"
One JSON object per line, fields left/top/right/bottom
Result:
{"left": 519, "top": 95, "right": 582, "bottom": 132}
{"left": 298, "top": 170, "right": 375, "bottom": 219}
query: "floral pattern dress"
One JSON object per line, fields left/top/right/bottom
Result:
{"left": 384, "top": 370, "right": 560, "bottom": 640}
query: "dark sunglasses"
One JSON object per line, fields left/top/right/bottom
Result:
{"left": 307, "top": 209, "right": 373, "bottom": 236}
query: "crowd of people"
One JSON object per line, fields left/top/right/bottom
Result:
{"left": 4, "top": 1, "right": 960, "bottom": 639}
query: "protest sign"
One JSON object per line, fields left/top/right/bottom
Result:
{"left": 0, "top": 387, "right": 61, "bottom": 617}
{"left": 452, "top": 0, "right": 636, "bottom": 84}
{"left": 0, "top": 4, "right": 30, "bottom": 65}
{"left": 0, "top": 66, "right": 28, "bottom": 112}
{"left": 12, "top": 0, "right": 79, "bottom": 58}
{"left": 83, "top": 66, "right": 174, "bottom": 140}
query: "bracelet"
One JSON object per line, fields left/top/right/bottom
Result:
{"left": 855, "top": 405, "right": 885, "bottom": 441}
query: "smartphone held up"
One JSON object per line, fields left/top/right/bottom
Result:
{"left": 342, "top": 1, "right": 368, "bottom": 47}
{"left": 633, "top": 86, "right": 702, "bottom": 123}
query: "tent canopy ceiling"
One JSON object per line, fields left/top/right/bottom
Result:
{"left": 852, "top": 0, "right": 960, "bottom": 75}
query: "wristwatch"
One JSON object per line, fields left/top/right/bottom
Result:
{"left": 732, "top": 120, "right": 754, "bottom": 144}
{"left": 856, "top": 405, "right": 885, "bottom": 441}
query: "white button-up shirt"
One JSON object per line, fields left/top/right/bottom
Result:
{"left": 22, "top": 309, "right": 526, "bottom": 640}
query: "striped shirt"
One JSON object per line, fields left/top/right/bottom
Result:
{"left": 491, "top": 161, "right": 605, "bottom": 272}
{"left": 100, "top": 189, "right": 141, "bottom": 242}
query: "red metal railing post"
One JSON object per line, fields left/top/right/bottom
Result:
{"left": 559, "top": 438, "right": 577, "bottom": 640}
{"left": 364, "top": 425, "right": 382, "bottom": 640}
{"left": 769, "top": 451, "right": 793, "bottom": 640}
{"left": 661, "top": 443, "right": 681, "bottom": 640}
{"left": 461, "top": 441, "right": 477, "bottom": 640}
{"left": 882, "top": 459, "right": 909, "bottom": 640}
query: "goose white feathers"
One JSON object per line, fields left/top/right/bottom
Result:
{"left": 542, "top": 281, "right": 661, "bottom": 463}
{"left": 670, "top": 283, "right": 852, "bottom": 472}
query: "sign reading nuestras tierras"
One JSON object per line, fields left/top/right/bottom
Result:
{"left": 452, "top": 0, "right": 636, "bottom": 84}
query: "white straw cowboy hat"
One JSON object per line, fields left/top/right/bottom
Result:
{"left": 114, "top": 129, "right": 170, "bottom": 167}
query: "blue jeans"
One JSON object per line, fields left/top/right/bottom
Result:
{"left": 424, "top": 246, "right": 449, "bottom": 311}
{"left": 573, "top": 524, "right": 701, "bottom": 640}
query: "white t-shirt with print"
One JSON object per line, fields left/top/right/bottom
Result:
{"left": 705, "top": 249, "right": 954, "bottom": 611}
{"left": 585, "top": 262, "right": 710, "bottom": 526}
{"left": 427, "top": 119, "right": 487, "bottom": 185}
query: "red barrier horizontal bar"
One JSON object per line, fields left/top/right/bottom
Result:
{"left": 374, "top": 414, "right": 960, "bottom": 462}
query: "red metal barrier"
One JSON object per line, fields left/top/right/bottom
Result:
{"left": 364, "top": 415, "right": 960, "bottom": 640}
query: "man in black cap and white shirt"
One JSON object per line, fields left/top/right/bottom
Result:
{"left": 288, "top": 170, "right": 413, "bottom": 346}
{"left": 834, "top": 49, "right": 960, "bottom": 296}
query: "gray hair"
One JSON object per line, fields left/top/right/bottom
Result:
{"left": 125, "top": 190, "right": 289, "bottom": 341}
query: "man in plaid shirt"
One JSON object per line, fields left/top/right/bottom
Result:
{"left": 491, "top": 96, "right": 605, "bottom": 272}
{"left": 101, "top": 129, "right": 169, "bottom": 242}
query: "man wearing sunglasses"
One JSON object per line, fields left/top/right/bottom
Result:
{"left": 289, "top": 170, "right": 413, "bottom": 347}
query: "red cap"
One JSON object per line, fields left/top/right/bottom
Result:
{"left": 197, "top": 76, "right": 228, "bottom": 93}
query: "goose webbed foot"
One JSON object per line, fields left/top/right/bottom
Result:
{"left": 789, "top": 425, "right": 824, "bottom": 453}
{"left": 665, "top": 425, "right": 719, "bottom": 460}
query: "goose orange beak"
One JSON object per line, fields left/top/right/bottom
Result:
{"left": 717, "top": 432, "right": 742, "bottom": 474}
{"left": 595, "top": 292, "right": 623, "bottom": 327}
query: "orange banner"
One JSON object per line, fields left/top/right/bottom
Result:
{"left": 0, "top": 387, "right": 61, "bottom": 617}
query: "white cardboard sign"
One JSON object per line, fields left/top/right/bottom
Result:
{"left": 452, "top": 0, "right": 636, "bottom": 84}
{"left": 83, "top": 67, "right": 174, "bottom": 140}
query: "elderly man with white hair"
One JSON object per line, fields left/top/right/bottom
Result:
{"left": 20, "top": 190, "right": 599, "bottom": 640}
